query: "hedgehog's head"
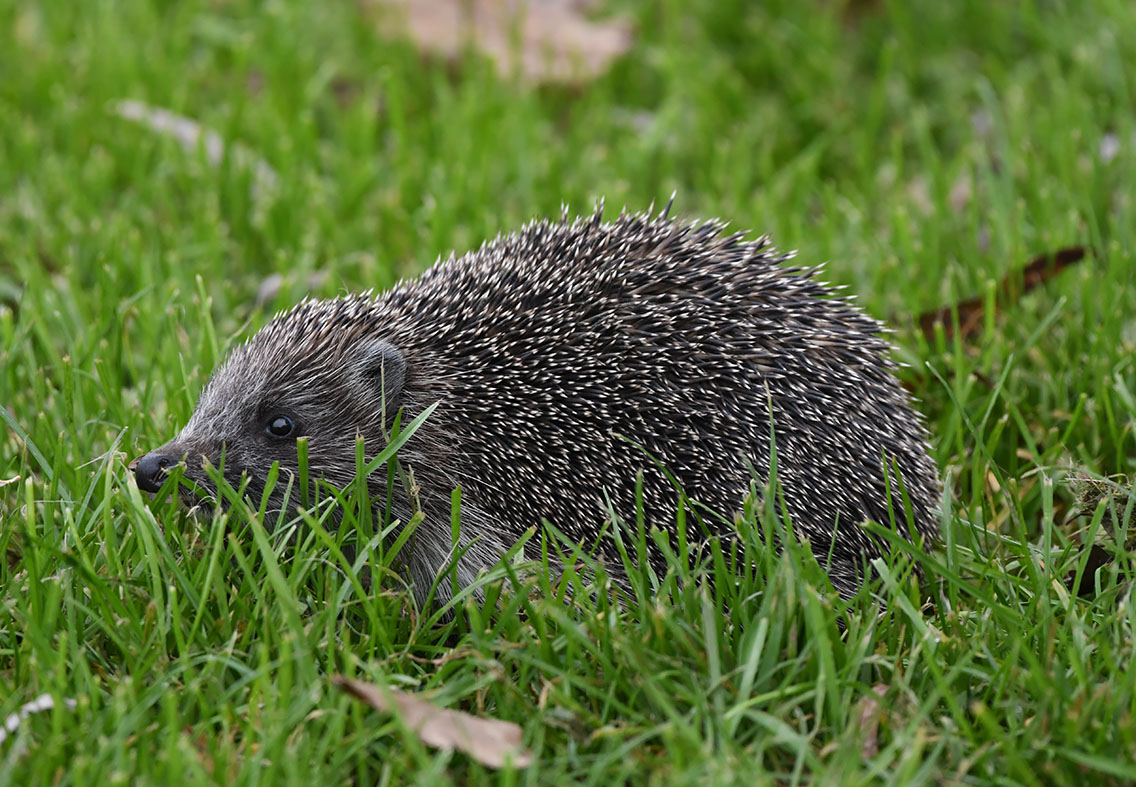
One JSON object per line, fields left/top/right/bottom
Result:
{"left": 132, "top": 298, "right": 406, "bottom": 513}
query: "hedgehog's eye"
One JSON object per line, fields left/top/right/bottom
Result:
{"left": 265, "top": 414, "right": 297, "bottom": 439}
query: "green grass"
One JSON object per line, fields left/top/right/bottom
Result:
{"left": 3, "top": 0, "right": 1136, "bottom": 783}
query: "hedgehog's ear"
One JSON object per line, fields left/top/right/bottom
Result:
{"left": 353, "top": 338, "right": 406, "bottom": 410}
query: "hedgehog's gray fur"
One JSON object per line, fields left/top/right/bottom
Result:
{"left": 149, "top": 205, "right": 941, "bottom": 600}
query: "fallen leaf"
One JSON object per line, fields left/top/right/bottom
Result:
{"left": 855, "top": 684, "right": 888, "bottom": 759}
{"left": 370, "top": 0, "right": 633, "bottom": 85}
{"left": 0, "top": 694, "right": 78, "bottom": 746}
{"left": 917, "top": 246, "right": 1088, "bottom": 342}
{"left": 112, "top": 100, "right": 279, "bottom": 199}
{"left": 333, "top": 676, "right": 533, "bottom": 769}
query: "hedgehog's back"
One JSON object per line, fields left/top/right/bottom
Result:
{"left": 378, "top": 210, "right": 940, "bottom": 593}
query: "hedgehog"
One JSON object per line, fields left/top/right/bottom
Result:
{"left": 133, "top": 205, "right": 941, "bottom": 601}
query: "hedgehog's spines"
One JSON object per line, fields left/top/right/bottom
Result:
{"left": 162, "top": 205, "right": 941, "bottom": 603}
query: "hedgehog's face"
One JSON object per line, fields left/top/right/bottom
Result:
{"left": 132, "top": 330, "right": 406, "bottom": 517}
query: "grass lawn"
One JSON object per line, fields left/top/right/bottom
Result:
{"left": 3, "top": 0, "right": 1136, "bottom": 783}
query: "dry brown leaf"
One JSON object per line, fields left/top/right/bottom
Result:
{"left": 917, "top": 246, "right": 1088, "bottom": 342}
{"left": 855, "top": 684, "right": 888, "bottom": 759}
{"left": 333, "top": 676, "right": 533, "bottom": 769}
{"left": 372, "top": 0, "right": 632, "bottom": 85}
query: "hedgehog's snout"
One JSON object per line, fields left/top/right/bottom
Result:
{"left": 132, "top": 450, "right": 176, "bottom": 492}
{"left": 132, "top": 438, "right": 212, "bottom": 495}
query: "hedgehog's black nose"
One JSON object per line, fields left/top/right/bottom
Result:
{"left": 133, "top": 452, "right": 174, "bottom": 493}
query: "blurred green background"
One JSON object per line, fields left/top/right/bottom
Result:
{"left": 2, "top": 0, "right": 1136, "bottom": 783}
